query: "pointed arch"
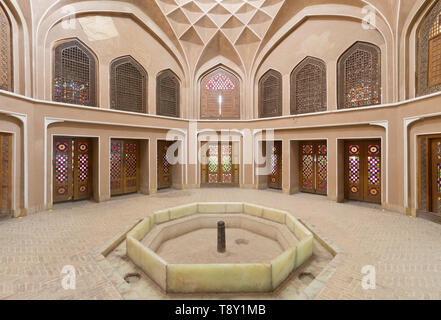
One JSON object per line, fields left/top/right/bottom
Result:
{"left": 110, "top": 56, "right": 147, "bottom": 113}
{"left": 200, "top": 67, "right": 240, "bottom": 119}
{"left": 291, "top": 56, "right": 327, "bottom": 115}
{"left": 0, "top": 3, "right": 12, "bottom": 91}
{"left": 258, "top": 69, "right": 282, "bottom": 118}
{"left": 337, "top": 41, "right": 381, "bottom": 109}
{"left": 157, "top": 69, "right": 180, "bottom": 118}
{"left": 53, "top": 39, "right": 97, "bottom": 107}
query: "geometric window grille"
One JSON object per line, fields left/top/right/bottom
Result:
{"left": 53, "top": 39, "right": 96, "bottom": 107}
{"left": 110, "top": 56, "right": 147, "bottom": 113}
{"left": 337, "top": 41, "right": 381, "bottom": 109}
{"left": 291, "top": 57, "right": 327, "bottom": 115}
{"left": 417, "top": 0, "right": 441, "bottom": 96}
{"left": 271, "top": 146, "right": 278, "bottom": 175}
{"left": 157, "top": 69, "right": 180, "bottom": 118}
{"left": 0, "top": 4, "right": 12, "bottom": 91}
{"left": 259, "top": 69, "right": 282, "bottom": 118}
{"left": 221, "top": 144, "right": 232, "bottom": 183}
{"left": 200, "top": 67, "right": 240, "bottom": 120}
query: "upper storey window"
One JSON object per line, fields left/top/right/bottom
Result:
{"left": 110, "top": 56, "right": 147, "bottom": 113}
{"left": 0, "top": 4, "right": 12, "bottom": 91}
{"left": 337, "top": 41, "right": 381, "bottom": 109}
{"left": 259, "top": 69, "right": 282, "bottom": 118}
{"left": 201, "top": 68, "right": 240, "bottom": 119}
{"left": 418, "top": 1, "right": 441, "bottom": 96}
{"left": 53, "top": 39, "right": 96, "bottom": 107}
{"left": 291, "top": 57, "right": 327, "bottom": 115}
{"left": 157, "top": 70, "right": 180, "bottom": 118}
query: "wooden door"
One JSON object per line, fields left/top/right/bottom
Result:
{"left": 201, "top": 142, "right": 239, "bottom": 186}
{"left": 54, "top": 137, "right": 92, "bottom": 203}
{"left": 430, "top": 139, "right": 441, "bottom": 213}
{"left": 268, "top": 141, "right": 282, "bottom": 189}
{"left": 157, "top": 140, "right": 173, "bottom": 189}
{"left": 0, "top": 134, "right": 11, "bottom": 215}
{"left": 299, "top": 141, "right": 327, "bottom": 195}
{"left": 111, "top": 140, "right": 139, "bottom": 196}
{"left": 344, "top": 140, "right": 381, "bottom": 204}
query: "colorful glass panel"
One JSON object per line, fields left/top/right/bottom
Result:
{"left": 317, "top": 155, "right": 327, "bottom": 189}
{"left": 368, "top": 156, "right": 381, "bottom": 186}
{"left": 303, "top": 145, "right": 313, "bottom": 154}
{"left": 208, "top": 145, "right": 218, "bottom": 174}
{"left": 318, "top": 145, "right": 327, "bottom": 155}
{"left": 302, "top": 155, "right": 314, "bottom": 189}
{"left": 110, "top": 142, "right": 122, "bottom": 190}
{"left": 55, "top": 153, "right": 69, "bottom": 185}
{"left": 349, "top": 156, "right": 360, "bottom": 185}
{"left": 349, "top": 145, "right": 360, "bottom": 155}
{"left": 368, "top": 145, "right": 380, "bottom": 155}
{"left": 437, "top": 163, "right": 441, "bottom": 193}
{"left": 1, "top": 137, "right": 9, "bottom": 214}
{"left": 271, "top": 147, "right": 278, "bottom": 175}
{"left": 125, "top": 153, "right": 137, "bottom": 178}
{"left": 205, "top": 74, "right": 235, "bottom": 90}
{"left": 78, "top": 154, "right": 89, "bottom": 182}
{"left": 54, "top": 78, "right": 90, "bottom": 105}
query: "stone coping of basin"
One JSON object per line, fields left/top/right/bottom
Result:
{"left": 126, "top": 202, "right": 313, "bottom": 294}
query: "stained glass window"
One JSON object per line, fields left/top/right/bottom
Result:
{"left": 338, "top": 42, "right": 381, "bottom": 109}
{"left": 291, "top": 57, "right": 327, "bottom": 115}
{"left": 437, "top": 163, "right": 441, "bottom": 193}
{"left": 317, "top": 145, "right": 328, "bottom": 191}
{"left": 208, "top": 145, "right": 218, "bottom": 183}
{"left": 302, "top": 154, "right": 314, "bottom": 190}
{"left": 200, "top": 68, "right": 240, "bottom": 119}
{"left": 110, "top": 142, "right": 122, "bottom": 191}
{"left": 271, "top": 146, "right": 278, "bottom": 176}
{"left": 348, "top": 145, "right": 361, "bottom": 194}
{"left": 367, "top": 144, "right": 381, "bottom": 197}
{"left": 77, "top": 142, "right": 89, "bottom": 195}
{"left": 1, "top": 136, "right": 10, "bottom": 214}
{"left": 0, "top": 5, "right": 11, "bottom": 91}
{"left": 222, "top": 144, "right": 232, "bottom": 183}
{"left": 54, "top": 40, "right": 96, "bottom": 106}
{"left": 110, "top": 56, "right": 146, "bottom": 113}
{"left": 259, "top": 70, "right": 282, "bottom": 118}
{"left": 157, "top": 70, "right": 180, "bottom": 117}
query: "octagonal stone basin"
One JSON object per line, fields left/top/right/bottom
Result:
{"left": 126, "top": 202, "right": 313, "bottom": 294}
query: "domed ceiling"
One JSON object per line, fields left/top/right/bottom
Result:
{"left": 155, "top": 0, "right": 285, "bottom": 72}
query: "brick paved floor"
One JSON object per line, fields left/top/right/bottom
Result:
{"left": 0, "top": 189, "right": 440, "bottom": 300}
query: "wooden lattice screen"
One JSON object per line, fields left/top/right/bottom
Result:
{"left": 337, "top": 41, "right": 381, "bottom": 109}
{"left": 53, "top": 39, "right": 96, "bottom": 107}
{"left": 0, "top": 4, "right": 12, "bottom": 91}
{"left": 417, "top": 0, "right": 441, "bottom": 96}
{"left": 259, "top": 69, "right": 282, "bottom": 118}
{"left": 200, "top": 68, "right": 240, "bottom": 119}
{"left": 156, "top": 70, "right": 180, "bottom": 118}
{"left": 110, "top": 56, "right": 147, "bottom": 113}
{"left": 291, "top": 57, "right": 327, "bottom": 115}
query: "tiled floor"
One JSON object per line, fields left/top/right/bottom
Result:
{"left": 1, "top": 189, "right": 440, "bottom": 300}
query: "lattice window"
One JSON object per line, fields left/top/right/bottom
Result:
{"left": 337, "top": 42, "right": 381, "bottom": 109}
{"left": 157, "top": 70, "right": 180, "bottom": 118}
{"left": 53, "top": 39, "right": 96, "bottom": 106}
{"left": 110, "top": 56, "right": 146, "bottom": 113}
{"left": 291, "top": 57, "right": 327, "bottom": 115}
{"left": 200, "top": 67, "right": 240, "bottom": 119}
{"left": 259, "top": 70, "right": 282, "bottom": 118}
{"left": 0, "top": 4, "right": 12, "bottom": 91}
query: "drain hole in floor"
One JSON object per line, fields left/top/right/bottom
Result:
{"left": 299, "top": 272, "right": 315, "bottom": 281}
{"left": 124, "top": 273, "right": 141, "bottom": 284}
{"left": 235, "top": 239, "right": 249, "bottom": 245}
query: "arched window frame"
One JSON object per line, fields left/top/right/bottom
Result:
{"left": 290, "top": 57, "right": 327, "bottom": 115}
{"left": 53, "top": 39, "right": 97, "bottom": 107}
{"left": 200, "top": 67, "right": 241, "bottom": 120}
{"left": 110, "top": 55, "right": 147, "bottom": 113}
{"left": 258, "top": 69, "right": 282, "bottom": 118}
{"left": 417, "top": 0, "right": 441, "bottom": 96}
{"left": 0, "top": 3, "right": 12, "bottom": 91}
{"left": 337, "top": 41, "right": 381, "bottom": 109}
{"left": 156, "top": 69, "right": 180, "bottom": 118}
